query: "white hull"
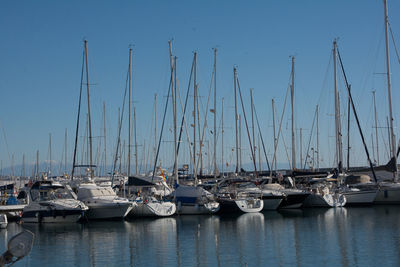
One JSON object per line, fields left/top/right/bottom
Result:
{"left": 375, "top": 183, "right": 400, "bottom": 204}
{"left": 303, "top": 193, "right": 346, "bottom": 208}
{"left": 343, "top": 190, "right": 377, "bottom": 205}
{"left": 176, "top": 201, "right": 220, "bottom": 215}
{"left": 128, "top": 201, "right": 176, "bottom": 217}
{"left": 86, "top": 203, "right": 133, "bottom": 219}
{"left": 235, "top": 199, "right": 264, "bottom": 213}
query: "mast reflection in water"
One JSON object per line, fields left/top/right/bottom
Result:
{"left": 1, "top": 206, "right": 400, "bottom": 266}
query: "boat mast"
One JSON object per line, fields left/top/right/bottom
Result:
{"left": 234, "top": 67, "right": 239, "bottom": 174}
{"left": 193, "top": 52, "right": 197, "bottom": 179}
{"left": 316, "top": 105, "right": 320, "bottom": 171}
{"left": 250, "top": 88, "right": 256, "bottom": 170}
{"left": 347, "top": 86, "right": 351, "bottom": 171}
{"left": 239, "top": 114, "right": 242, "bottom": 171}
{"left": 299, "top": 128, "right": 302, "bottom": 169}
{"left": 372, "top": 91, "right": 379, "bottom": 165}
{"left": 134, "top": 107, "right": 138, "bottom": 174}
{"left": 154, "top": 93, "right": 157, "bottom": 171}
{"left": 49, "top": 133, "right": 52, "bottom": 176}
{"left": 128, "top": 48, "right": 132, "bottom": 176}
{"left": 221, "top": 97, "right": 224, "bottom": 177}
{"left": 333, "top": 40, "right": 343, "bottom": 173}
{"left": 384, "top": 0, "right": 397, "bottom": 179}
{"left": 103, "top": 103, "right": 107, "bottom": 176}
{"left": 213, "top": 48, "right": 217, "bottom": 179}
{"left": 290, "top": 56, "right": 296, "bottom": 170}
{"left": 173, "top": 56, "right": 178, "bottom": 184}
{"left": 84, "top": 40, "right": 94, "bottom": 179}
{"left": 272, "top": 99, "right": 277, "bottom": 172}
{"left": 36, "top": 150, "right": 39, "bottom": 180}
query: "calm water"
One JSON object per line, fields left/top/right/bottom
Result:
{"left": 1, "top": 206, "right": 400, "bottom": 267}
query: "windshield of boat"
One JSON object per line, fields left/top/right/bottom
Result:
{"left": 30, "top": 186, "right": 74, "bottom": 202}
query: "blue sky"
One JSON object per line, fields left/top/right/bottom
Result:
{"left": 0, "top": 0, "right": 399, "bottom": 175}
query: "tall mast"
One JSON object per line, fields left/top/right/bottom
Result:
{"left": 373, "top": 91, "right": 379, "bottom": 165}
{"left": 49, "top": 133, "right": 52, "bottom": 176}
{"left": 128, "top": 48, "right": 132, "bottom": 176}
{"left": 234, "top": 67, "right": 239, "bottom": 174}
{"left": 258, "top": 133, "right": 262, "bottom": 172}
{"left": 193, "top": 52, "right": 197, "bottom": 178}
{"left": 347, "top": 86, "right": 351, "bottom": 171}
{"left": 300, "top": 128, "right": 303, "bottom": 169}
{"left": 316, "top": 105, "right": 320, "bottom": 171}
{"left": 272, "top": 99, "right": 277, "bottom": 171}
{"left": 173, "top": 56, "right": 178, "bottom": 184}
{"left": 84, "top": 40, "right": 93, "bottom": 179}
{"left": 333, "top": 40, "right": 343, "bottom": 173}
{"left": 134, "top": 107, "right": 138, "bottom": 174}
{"left": 64, "top": 128, "right": 67, "bottom": 174}
{"left": 36, "top": 150, "right": 39, "bottom": 179}
{"left": 221, "top": 97, "right": 224, "bottom": 177}
{"left": 250, "top": 88, "right": 256, "bottom": 170}
{"left": 118, "top": 108, "right": 121, "bottom": 173}
{"left": 103, "top": 103, "right": 107, "bottom": 176}
{"left": 154, "top": 93, "right": 157, "bottom": 168}
{"left": 290, "top": 56, "right": 296, "bottom": 170}
{"left": 384, "top": 0, "right": 397, "bottom": 179}
{"left": 239, "top": 114, "right": 242, "bottom": 171}
{"left": 213, "top": 48, "right": 217, "bottom": 178}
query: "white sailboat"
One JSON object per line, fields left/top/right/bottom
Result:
{"left": 126, "top": 176, "right": 176, "bottom": 218}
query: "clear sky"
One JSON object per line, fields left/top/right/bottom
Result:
{"left": 0, "top": 0, "right": 399, "bottom": 176}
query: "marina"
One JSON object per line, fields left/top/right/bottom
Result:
{"left": 1, "top": 0, "right": 400, "bottom": 266}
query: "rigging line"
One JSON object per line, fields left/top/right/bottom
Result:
{"left": 252, "top": 104, "right": 271, "bottom": 173}
{"left": 175, "top": 55, "right": 195, "bottom": 162}
{"left": 302, "top": 107, "right": 317, "bottom": 169}
{"left": 71, "top": 48, "right": 85, "bottom": 180}
{"left": 151, "top": 64, "right": 174, "bottom": 182}
{"left": 236, "top": 77, "right": 257, "bottom": 176}
{"left": 111, "top": 67, "right": 130, "bottom": 187}
{"left": 388, "top": 22, "right": 400, "bottom": 64}
{"left": 337, "top": 47, "right": 378, "bottom": 183}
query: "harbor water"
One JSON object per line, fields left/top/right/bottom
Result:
{"left": 1, "top": 206, "right": 400, "bottom": 266}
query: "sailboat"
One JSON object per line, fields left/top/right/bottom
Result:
{"left": 125, "top": 175, "right": 176, "bottom": 217}
{"left": 373, "top": 0, "right": 400, "bottom": 204}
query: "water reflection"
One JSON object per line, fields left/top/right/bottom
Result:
{"left": 1, "top": 206, "right": 400, "bottom": 266}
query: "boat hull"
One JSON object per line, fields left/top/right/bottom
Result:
{"left": 343, "top": 190, "right": 377, "bottom": 206}
{"left": 128, "top": 201, "right": 176, "bottom": 217}
{"left": 22, "top": 209, "right": 84, "bottom": 223}
{"left": 218, "top": 198, "right": 263, "bottom": 213}
{"left": 374, "top": 183, "right": 400, "bottom": 204}
{"left": 176, "top": 201, "right": 220, "bottom": 215}
{"left": 279, "top": 192, "right": 310, "bottom": 209}
{"left": 86, "top": 203, "right": 133, "bottom": 220}
{"left": 262, "top": 197, "right": 283, "bottom": 210}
